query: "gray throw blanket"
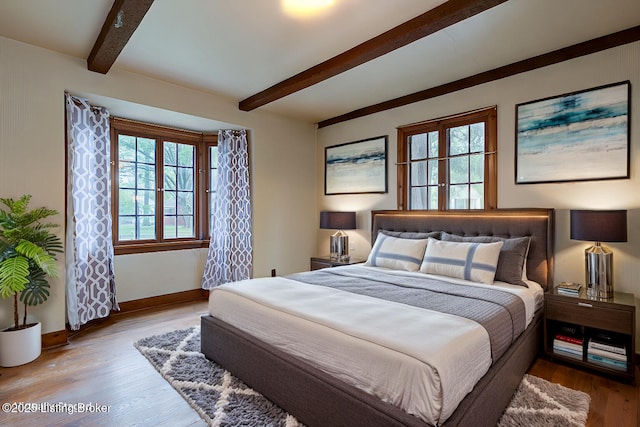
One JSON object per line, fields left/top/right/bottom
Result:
{"left": 286, "top": 266, "right": 526, "bottom": 361}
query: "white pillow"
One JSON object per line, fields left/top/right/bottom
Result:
{"left": 365, "top": 233, "right": 429, "bottom": 272}
{"left": 420, "top": 238, "right": 503, "bottom": 284}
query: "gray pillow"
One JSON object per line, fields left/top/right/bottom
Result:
{"left": 381, "top": 230, "right": 441, "bottom": 240}
{"left": 440, "top": 232, "right": 530, "bottom": 287}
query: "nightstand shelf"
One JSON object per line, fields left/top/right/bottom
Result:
{"left": 310, "top": 256, "right": 364, "bottom": 271}
{"left": 544, "top": 287, "right": 636, "bottom": 382}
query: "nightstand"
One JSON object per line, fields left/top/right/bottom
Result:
{"left": 310, "top": 256, "right": 364, "bottom": 271}
{"left": 544, "top": 287, "right": 636, "bottom": 382}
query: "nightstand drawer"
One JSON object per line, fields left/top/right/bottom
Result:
{"left": 546, "top": 298, "right": 633, "bottom": 335}
{"left": 310, "top": 260, "right": 332, "bottom": 270}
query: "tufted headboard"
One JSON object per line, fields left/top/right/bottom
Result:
{"left": 371, "top": 209, "right": 555, "bottom": 290}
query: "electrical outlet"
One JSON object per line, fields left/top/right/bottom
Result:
{"left": 349, "top": 242, "right": 356, "bottom": 251}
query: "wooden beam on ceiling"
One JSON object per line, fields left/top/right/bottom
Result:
{"left": 87, "top": 0, "right": 155, "bottom": 74}
{"left": 318, "top": 25, "right": 640, "bottom": 128}
{"left": 238, "top": 0, "right": 509, "bottom": 112}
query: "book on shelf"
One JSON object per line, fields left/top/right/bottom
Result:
{"left": 555, "top": 334, "right": 583, "bottom": 346}
{"left": 589, "top": 333, "right": 626, "bottom": 351}
{"left": 588, "top": 339, "right": 626, "bottom": 356}
{"left": 587, "top": 353, "right": 627, "bottom": 371}
{"left": 553, "top": 346, "right": 583, "bottom": 361}
{"left": 587, "top": 346, "right": 627, "bottom": 362}
{"left": 553, "top": 339, "right": 582, "bottom": 353}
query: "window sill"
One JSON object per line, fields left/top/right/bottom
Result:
{"left": 115, "top": 240, "right": 210, "bottom": 255}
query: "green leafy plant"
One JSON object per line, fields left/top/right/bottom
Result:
{"left": 0, "top": 195, "right": 63, "bottom": 331}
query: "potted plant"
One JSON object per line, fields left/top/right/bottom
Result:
{"left": 0, "top": 195, "right": 62, "bottom": 367}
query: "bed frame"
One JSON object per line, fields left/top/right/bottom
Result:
{"left": 201, "top": 208, "right": 555, "bottom": 427}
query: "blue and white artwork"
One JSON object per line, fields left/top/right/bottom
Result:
{"left": 516, "top": 82, "right": 629, "bottom": 184}
{"left": 325, "top": 136, "right": 387, "bottom": 194}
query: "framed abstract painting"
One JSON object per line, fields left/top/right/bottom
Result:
{"left": 515, "top": 81, "right": 630, "bottom": 184}
{"left": 325, "top": 136, "right": 388, "bottom": 195}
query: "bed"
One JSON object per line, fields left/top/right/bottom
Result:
{"left": 201, "top": 208, "right": 554, "bottom": 426}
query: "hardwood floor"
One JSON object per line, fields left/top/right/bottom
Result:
{"left": 0, "top": 301, "right": 210, "bottom": 427}
{"left": 529, "top": 357, "right": 639, "bottom": 427}
{"left": 1, "top": 300, "right": 637, "bottom": 426}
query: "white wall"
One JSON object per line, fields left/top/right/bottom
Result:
{"left": 317, "top": 42, "right": 640, "bottom": 339}
{"left": 0, "top": 37, "right": 317, "bottom": 333}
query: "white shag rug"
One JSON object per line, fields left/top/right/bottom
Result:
{"left": 135, "top": 327, "right": 590, "bottom": 427}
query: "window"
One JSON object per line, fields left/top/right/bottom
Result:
{"left": 208, "top": 143, "right": 218, "bottom": 236}
{"left": 397, "top": 107, "right": 497, "bottom": 210}
{"left": 110, "top": 118, "right": 217, "bottom": 254}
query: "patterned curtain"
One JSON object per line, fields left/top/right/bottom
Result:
{"left": 65, "top": 94, "right": 119, "bottom": 330}
{"left": 201, "top": 129, "right": 253, "bottom": 289}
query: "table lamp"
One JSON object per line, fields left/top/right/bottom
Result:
{"left": 570, "top": 210, "right": 627, "bottom": 299}
{"left": 320, "top": 211, "right": 356, "bottom": 261}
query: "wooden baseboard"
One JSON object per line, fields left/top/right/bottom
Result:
{"left": 42, "top": 329, "right": 68, "bottom": 349}
{"left": 42, "top": 289, "right": 208, "bottom": 348}
{"left": 114, "top": 288, "right": 208, "bottom": 314}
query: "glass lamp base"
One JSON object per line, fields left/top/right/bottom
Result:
{"left": 585, "top": 243, "right": 613, "bottom": 300}
{"left": 330, "top": 231, "right": 349, "bottom": 261}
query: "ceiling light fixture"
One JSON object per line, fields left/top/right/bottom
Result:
{"left": 282, "top": 0, "right": 335, "bottom": 18}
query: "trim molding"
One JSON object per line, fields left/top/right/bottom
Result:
{"left": 114, "top": 288, "right": 208, "bottom": 314}
{"left": 43, "top": 289, "right": 208, "bottom": 348}
{"left": 42, "top": 330, "right": 69, "bottom": 349}
{"left": 318, "top": 25, "right": 640, "bottom": 128}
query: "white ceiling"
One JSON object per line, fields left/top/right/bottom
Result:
{"left": 1, "top": 0, "right": 639, "bottom": 124}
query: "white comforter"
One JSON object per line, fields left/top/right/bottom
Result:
{"left": 208, "top": 267, "right": 542, "bottom": 425}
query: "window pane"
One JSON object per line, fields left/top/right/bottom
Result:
{"left": 119, "top": 189, "right": 135, "bottom": 215}
{"left": 118, "top": 216, "right": 135, "bottom": 241}
{"left": 177, "top": 192, "right": 193, "bottom": 214}
{"left": 410, "top": 134, "right": 427, "bottom": 160}
{"left": 470, "top": 184, "right": 484, "bottom": 209}
{"left": 137, "top": 138, "right": 155, "bottom": 164}
{"left": 428, "top": 186, "right": 438, "bottom": 210}
{"left": 449, "top": 157, "right": 468, "bottom": 184}
{"left": 119, "top": 135, "right": 136, "bottom": 161}
{"left": 210, "top": 172, "right": 217, "bottom": 193}
{"left": 209, "top": 145, "right": 218, "bottom": 237}
{"left": 178, "top": 144, "right": 194, "bottom": 167}
{"left": 210, "top": 146, "right": 218, "bottom": 168}
{"left": 137, "top": 216, "right": 155, "bottom": 239}
{"left": 411, "top": 161, "right": 427, "bottom": 186}
{"left": 164, "top": 220, "right": 177, "bottom": 239}
{"left": 449, "top": 125, "right": 469, "bottom": 156}
{"left": 470, "top": 154, "right": 484, "bottom": 183}
{"left": 164, "top": 190, "right": 176, "bottom": 215}
{"left": 136, "top": 190, "right": 155, "bottom": 218}
{"left": 470, "top": 123, "right": 485, "bottom": 153}
{"left": 449, "top": 185, "right": 469, "bottom": 209}
{"left": 164, "top": 167, "right": 177, "bottom": 191}
{"left": 177, "top": 216, "right": 194, "bottom": 238}
{"left": 428, "top": 131, "right": 439, "bottom": 158}
{"left": 136, "top": 163, "right": 155, "bottom": 190}
{"left": 119, "top": 162, "right": 135, "bottom": 188}
{"left": 177, "top": 167, "right": 194, "bottom": 191}
{"left": 411, "top": 187, "right": 426, "bottom": 210}
{"left": 428, "top": 159, "right": 438, "bottom": 185}
{"left": 164, "top": 142, "right": 177, "bottom": 166}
